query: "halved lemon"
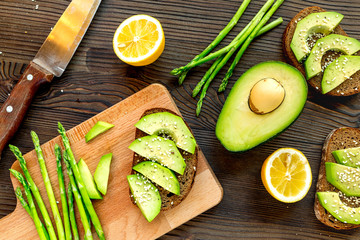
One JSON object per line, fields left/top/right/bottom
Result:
{"left": 261, "top": 148, "right": 312, "bottom": 203}
{"left": 113, "top": 14, "right": 165, "bottom": 66}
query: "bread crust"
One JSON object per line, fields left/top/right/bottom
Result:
{"left": 131, "top": 108, "right": 198, "bottom": 211}
{"left": 314, "top": 127, "right": 360, "bottom": 229}
{"left": 282, "top": 6, "right": 360, "bottom": 96}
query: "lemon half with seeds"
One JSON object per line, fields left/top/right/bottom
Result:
{"left": 113, "top": 14, "right": 165, "bottom": 66}
{"left": 261, "top": 148, "right": 312, "bottom": 203}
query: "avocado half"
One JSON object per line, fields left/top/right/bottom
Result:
{"left": 216, "top": 61, "right": 308, "bottom": 152}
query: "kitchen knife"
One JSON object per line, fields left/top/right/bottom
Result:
{"left": 0, "top": 0, "right": 102, "bottom": 154}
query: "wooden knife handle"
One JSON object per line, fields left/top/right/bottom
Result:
{"left": 0, "top": 61, "right": 53, "bottom": 153}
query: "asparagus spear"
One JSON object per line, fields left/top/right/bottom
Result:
{"left": 192, "top": 0, "right": 274, "bottom": 98}
{"left": 194, "top": 0, "right": 274, "bottom": 115}
{"left": 196, "top": 0, "right": 285, "bottom": 115}
{"left": 255, "top": 16, "right": 282, "bottom": 37}
{"left": 10, "top": 169, "right": 49, "bottom": 240}
{"left": 63, "top": 151, "right": 93, "bottom": 240}
{"left": 31, "top": 131, "right": 65, "bottom": 240}
{"left": 9, "top": 145, "right": 57, "bottom": 240}
{"left": 218, "top": 15, "right": 284, "bottom": 91}
{"left": 55, "top": 144, "right": 72, "bottom": 240}
{"left": 172, "top": 0, "right": 252, "bottom": 84}
{"left": 58, "top": 122, "right": 105, "bottom": 240}
{"left": 15, "top": 186, "right": 50, "bottom": 240}
{"left": 67, "top": 184, "right": 80, "bottom": 240}
{"left": 15, "top": 186, "right": 31, "bottom": 215}
{"left": 218, "top": 17, "right": 283, "bottom": 92}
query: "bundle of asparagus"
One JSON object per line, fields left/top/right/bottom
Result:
{"left": 171, "top": 0, "right": 285, "bottom": 116}
{"left": 9, "top": 123, "right": 105, "bottom": 240}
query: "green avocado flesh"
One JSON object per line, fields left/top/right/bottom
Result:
{"left": 291, "top": 11, "right": 343, "bottom": 62}
{"left": 333, "top": 147, "right": 360, "bottom": 168}
{"left": 127, "top": 174, "right": 161, "bottom": 222}
{"left": 322, "top": 55, "right": 360, "bottom": 94}
{"left": 94, "top": 153, "right": 113, "bottom": 195}
{"left": 326, "top": 162, "right": 360, "bottom": 197}
{"left": 77, "top": 159, "right": 103, "bottom": 199}
{"left": 133, "top": 161, "right": 180, "bottom": 195}
{"left": 304, "top": 34, "right": 360, "bottom": 79}
{"left": 85, "top": 121, "right": 114, "bottom": 142}
{"left": 317, "top": 192, "right": 360, "bottom": 224}
{"left": 216, "top": 61, "right": 308, "bottom": 152}
{"left": 129, "top": 135, "right": 186, "bottom": 175}
{"left": 135, "top": 112, "right": 196, "bottom": 154}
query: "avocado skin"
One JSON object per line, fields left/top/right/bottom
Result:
{"left": 317, "top": 192, "right": 360, "bottom": 225}
{"left": 216, "top": 61, "right": 308, "bottom": 152}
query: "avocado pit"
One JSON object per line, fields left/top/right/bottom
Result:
{"left": 248, "top": 78, "right": 285, "bottom": 114}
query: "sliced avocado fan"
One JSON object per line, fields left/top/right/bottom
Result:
{"left": 291, "top": 11, "right": 343, "bottom": 62}
{"left": 304, "top": 34, "right": 360, "bottom": 79}
{"left": 129, "top": 135, "right": 186, "bottom": 175}
{"left": 135, "top": 112, "right": 196, "bottom": 154}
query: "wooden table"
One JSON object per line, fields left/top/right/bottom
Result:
{"left": 0, "top": 0, "right": 359, "bottom": 239}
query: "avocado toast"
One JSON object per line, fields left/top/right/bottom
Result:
{"left": 128, "top": 108, "right": 198, "bottom": 221}
{"left": 283, "top": 6, "right": 360, "bottom": 96}
{"left": 315, "top": 127, "right": 360, "bottom": 229}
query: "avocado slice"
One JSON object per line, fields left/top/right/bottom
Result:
{"left": 94, "top": 153, "right": 113, "bottom": 195}
{"left": 317, "top": 192, "right": 360, "bottom": 224}
{"left": 304, "top": 34, "right": 360, "bottom": 79}
{"left": 133, "top": 161, "right": 180, "bottom": 195}
{"left": 216, "top": 61, "right": 307, "bottom": 152}
{"left": 326, "top": 162, "right": 360, "bottom": 197}
{"left": 322, "top": 55, "right": 360, "bottom": 94}
{"left": 135, "top": 112, "right": 196, "bottom": 154}
{"left": 85, "top": 121, "right": 114, "bottom": 142}
{"left": 127, "top": 174, "right": 161, "bottom": 222}
{"left": 77, "top": 158, "right": 103, "bottom": 199}
{"left": 332, "top": 147, "right": 360, "bottom": 168}
{"left": 291, "top": 11, "right": 343, "bottom": 62}
{"left": 129, "top": 135, "right": 186, "bottom": 175}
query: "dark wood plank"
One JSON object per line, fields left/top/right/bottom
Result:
{"left": 1, "top": 0, "right": 360, "bottom": 239}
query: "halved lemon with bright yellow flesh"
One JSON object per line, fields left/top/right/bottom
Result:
{"left": 113, "top": 15, "right": 165, "bottom": 66}
{"left": 261, "top": 148, "right": 312, "bottom": 203}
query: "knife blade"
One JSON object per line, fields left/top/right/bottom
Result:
{"left": 0, "top": 0, "right": 102, "bottom": 153}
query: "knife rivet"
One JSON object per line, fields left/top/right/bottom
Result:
{"left": 6, "top": 105, "right": 13, "bottom": 113}
{"left": 27, "top": 74, "right": 33, "bottom": 81}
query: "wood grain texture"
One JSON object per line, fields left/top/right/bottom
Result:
{"left": 0, "top": 61, "right": 53, "bottom": 152}
{"left": 0, "top": 84, "right": 223, "bottom": 240}
{"left": 0, "top": 0, "right": 360, "bottom": 239}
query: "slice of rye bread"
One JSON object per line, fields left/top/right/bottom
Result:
{"left": 130, "top": 108, "right": 198, "bottom": 211}
{"left": 314, "top": 127, "right": 360, "bottom": 229}
{"left": 283, "top": 6, "right": 360, "bottom": 96}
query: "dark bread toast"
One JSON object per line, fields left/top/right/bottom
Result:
{"left": 314, "top": 127, "right": 360, "bottom": 229}
{"left": 131, "top": 108, "right": 198, "bottom": 210}
{"left": 283, "top": 6, "right": 360, "bottom": 96}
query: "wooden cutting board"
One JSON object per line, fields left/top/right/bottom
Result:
{"left": 0, "top": 83, "right": 223, "bottom": 240}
